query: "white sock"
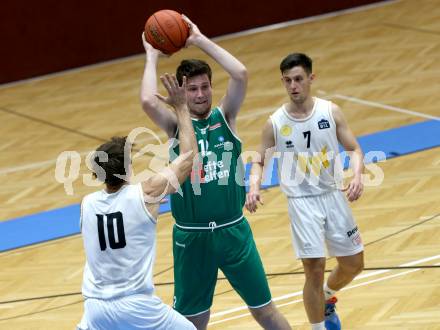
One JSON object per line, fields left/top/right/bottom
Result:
{"left": 311, "top": 321, "right": 325, "bottom": 330}
{"left": 324, "top": 283, "right": 337, "bottom": 300}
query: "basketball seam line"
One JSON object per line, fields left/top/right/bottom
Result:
{"left": 154, "top": 13, "right": 179, "bottom": 50}
{"left": 166, "top": 11, "right": 186, "bottom": 45}
{"left": 145, "top": 21, "right": 162, "bottom": 50}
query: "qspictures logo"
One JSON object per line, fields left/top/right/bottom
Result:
{"left": 54, "top": 127, "right": 387, "bottom": 198}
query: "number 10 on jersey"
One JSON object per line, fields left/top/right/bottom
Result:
{"left": 97, "top": 212, "right": 126, "bottom": 251}
{"left": 198, "top": 139, "right": 211, "bottom": 157}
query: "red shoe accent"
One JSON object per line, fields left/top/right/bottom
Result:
{"left": 326, "top": 296, "right": 338, "bottom": 304}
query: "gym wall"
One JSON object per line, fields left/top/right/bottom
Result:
{"left": 0, "top": 0, "right": 384, "bottom": 84}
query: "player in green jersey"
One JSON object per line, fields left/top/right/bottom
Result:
{"left": 140, "top": 16, "right": 291, "bottom": 330}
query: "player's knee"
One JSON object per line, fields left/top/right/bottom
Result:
{"left": 302, "top": 259, "right": 326, "bottom": 283}
{"left": 341, "top": 256, "right": 364, "bottom": 276}
{"left": 250, "top": 303, "right": 276, "bottom": 323}
{"left": 250, "top": 303, "right": 291, "bottom": 330}
{"left": 306, "top": 270, "right": 325, "bottom": 287}
{"left": 353, "top": 257, "right": 364, "bottom": 275}
{"left": 186, "top": 311, "right": 210, "bottom": 330}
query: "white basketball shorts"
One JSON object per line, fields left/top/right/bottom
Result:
{"left": 287, "top": 190, "right": 364, "bottom": 259}
{"left": 76, "top": 294, "right": 196, "bottom": 330}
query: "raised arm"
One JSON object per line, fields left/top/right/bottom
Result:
{"left": 245, "top": 118, "right": 276, "bottom": 213}
{"left": 142, "top": 74, "right": 197, "bottom": 202}
{"left": 183, "top": 16, "right": 247, "bottom": 131}
{"left": 332, "top": 103, "right": 364, "bottom": 202}
{"left": 140, "top": 34, "right": 178, "bottom": 138}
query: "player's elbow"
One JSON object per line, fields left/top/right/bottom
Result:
{"left": 352, "top": 146, "right": 364, "bottom": 157}
{"left": 140, "top": 95, "right": 158, "bottom": 113}
{"left": 250, "top": 154, "right": 265, "bottom": 166}
{"left": 233, "top": 66, "right": 248, "bottom": 83}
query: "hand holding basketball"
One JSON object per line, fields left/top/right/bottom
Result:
{"left": 144, "top": 10, "right": 189, "bottom": 55}
{"left": 141, "top": 33, "right": 163, "bottom": 57}
{"left": 180, "top": 15, "right": 202, "bottom": 47}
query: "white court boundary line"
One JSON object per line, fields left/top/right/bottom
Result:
{"left": 209, "top": 269, "right": 422, "bottom": 325}
{"left": 208, "top": 254, "right": 440, "bottom": 325}
{"left": 0, "top": 0, "right": 398, "bottom": 90}
{"left": 318, "top": 90, "right": 440, "bottom": 121}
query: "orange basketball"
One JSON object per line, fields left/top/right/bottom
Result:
{"left": 144, "top": 10, "right": 189, "bottom": 55}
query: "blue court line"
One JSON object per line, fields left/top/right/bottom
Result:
{"left": 1, "top": 120, "right": 439, "bottom": 252}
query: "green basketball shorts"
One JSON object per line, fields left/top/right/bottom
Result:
{"left": 172, "top": 218, "right": 272, "bottom": 316}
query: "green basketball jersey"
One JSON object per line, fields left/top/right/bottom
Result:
{"left": 170, "top": 107, "right": 246, "bottom": 226}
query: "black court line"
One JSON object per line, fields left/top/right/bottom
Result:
{"left": 1, "top": 265, "right": 439, "bottom": 306}
{"left": 383, "top": 23, "right": 440, "bottom": 36}
{"left": 0, "top": 300, "right": 83, "bottom": 322}
{"left": 212, "top": 212, "right": 440, "bottom": 297}
{"left": 0, "top": 265, "right": 177, "bottom": 305}
{"left": 363, "top": 212, "right": 440, "bottom": 247}
{"left": 264, "top": 265, "right": 440, "bottom": 277}
{"left": 0, "top": 106, "right": 107, "bottom": 142}
{"left": 153, "top": 265, "right": 174, "bottom": 277}
{"left": 0, "top": 105, "right": 155, "bottom": 180}
{"left": 0, "top": 293, "right": 82, "bottom": 305}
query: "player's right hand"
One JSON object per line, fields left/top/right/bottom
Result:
{"left": 141, "top": 32, "right": 167, "bottom": 57}
{"left": 245, "top": 190, "right": 264, "bottom": 213}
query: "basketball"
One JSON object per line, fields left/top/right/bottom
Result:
{"left": 144, "top": 10, "right": 189, "bottom": 55}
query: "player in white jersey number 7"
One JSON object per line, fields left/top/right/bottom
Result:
{"left": 77, "top": 74, "right": 198, "bottom": 330}
{"left": 246, "top": 53, "right": 365, "bottom": 330}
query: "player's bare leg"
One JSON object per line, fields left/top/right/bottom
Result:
{"left": 186, "top": 310, "right": 210, "bottom": 330}
{"left": 301, "top": 257, "right": 326, "bottom": 324}
{"left": 326, "top": 252, "right": 364, "bottom": 291}
{"left": 249, "top": 301, "right": 292, "bottom": 330}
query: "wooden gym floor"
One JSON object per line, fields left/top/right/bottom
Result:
{"left": 0, "top": 0, "right": 439, "bottom": 329}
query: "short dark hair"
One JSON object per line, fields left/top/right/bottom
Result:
{"left": 280, "top": 53, "right": 313, "bottom": 75}
{"left": 92, "top": 136, "right": 130, "bottom": 187}
{"left": 176, "top": 59, "right": 212, "bottom": 85}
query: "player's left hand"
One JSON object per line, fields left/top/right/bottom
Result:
{"left": 342, "top": 176, "right": 363, "bottom": 202}
{"left": 245, "top": 189, "right": 264, "bottom": 213}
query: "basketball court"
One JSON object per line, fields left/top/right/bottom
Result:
{"left": 1, "top": 0, "right": 439, "bottom": 329}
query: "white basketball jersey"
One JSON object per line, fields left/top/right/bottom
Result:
{"left": 81, "top": 183, "right": 156, "bottom": 299}
{"left": 270, "top": 97, "right": 343, "bottom": 197}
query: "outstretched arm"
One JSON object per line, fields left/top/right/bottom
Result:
{"left": 142, "top": 74, "right": 197, "bottom": 201}
{"left": 332, "top": 103, "right": 364, "bottom": 201}
{"left": 140, "top": 33, "right": 178, "bottom": 138}
{"left": 183, "top": 16, "right": 247, "bottom": 131}
{"left": 245, "top": 118, "right": 276, "bottom": 213}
